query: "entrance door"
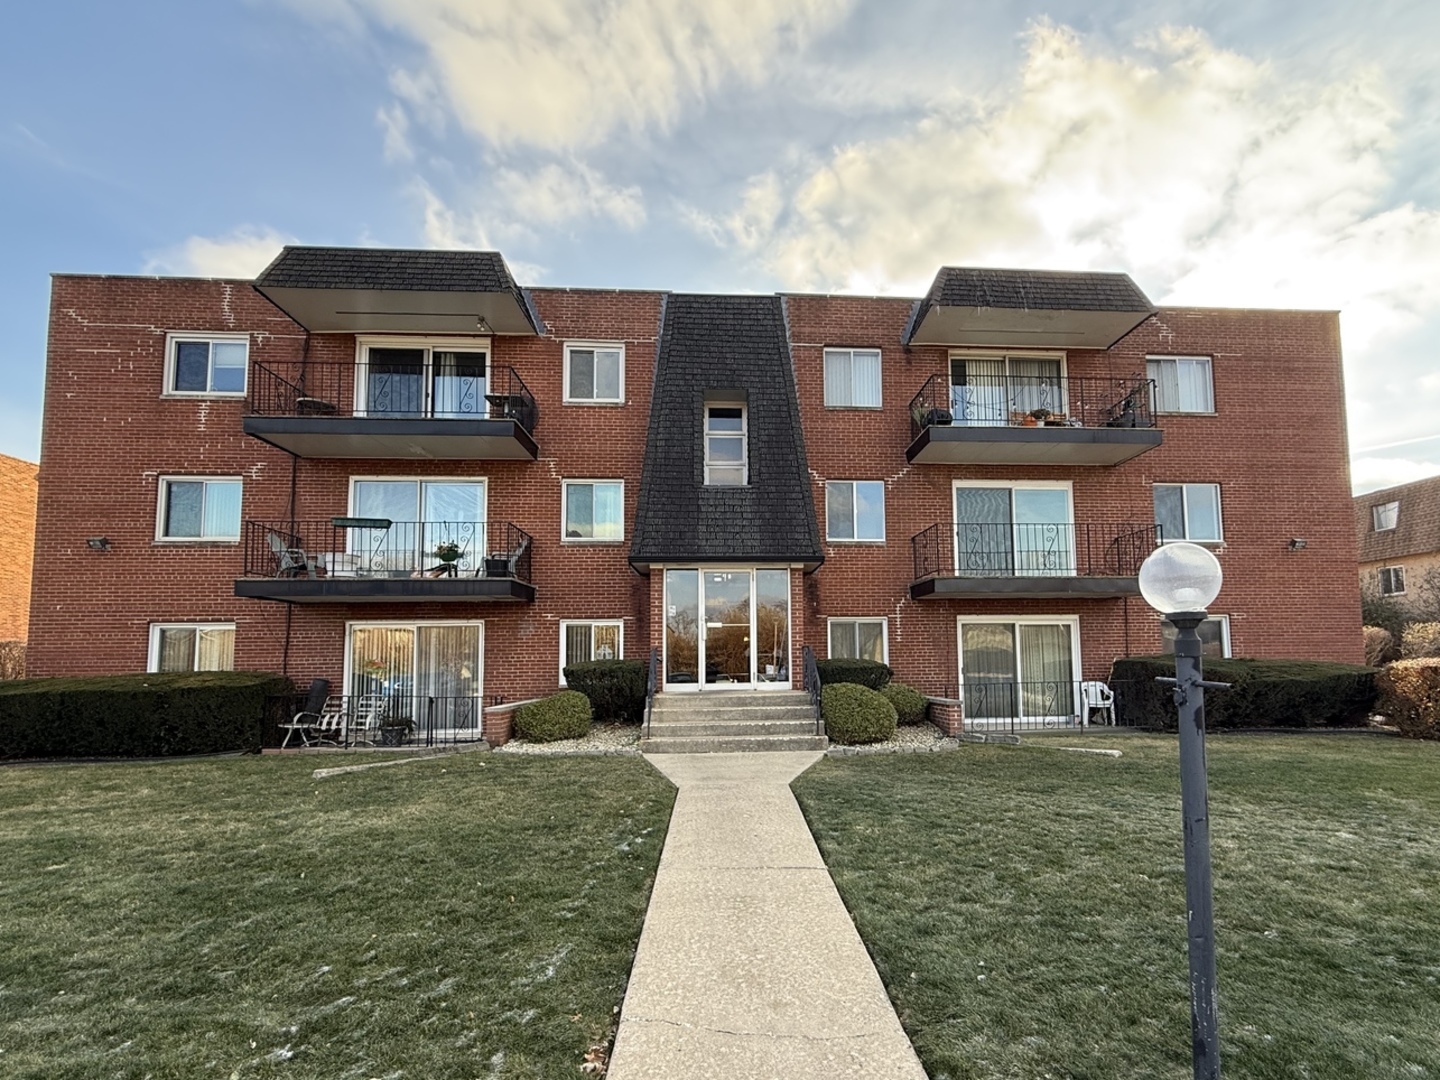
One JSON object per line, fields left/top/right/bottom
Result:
{"left": 959, "top": 619, "right": 1078, "bottom": 728}
{"left": 348, "top": 622, "right": 483, "bottom": 741}
{"left": 663, "top": 569, "right": 790, "bottom": 690}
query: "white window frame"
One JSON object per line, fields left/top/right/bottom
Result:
{"left": 343, "top": 620, "right": 485, "bottom": 730}
{"left": 826, "top": 617, "right": 888, "bottom": 664}
{"left": 1160, "top": 614, "right": 1232, "bottom": 658}
{"left": 563, "top": 341, "right": 625, "bottom": 405}
{"left": 559, "top": 620, "right": 625, "bottom": 684}
{"left": 704, "top": 403, "right": 748, "bottom": 486}
{"left": 1379, "top": 566, "right": 1406, "bottom": 596}
{"left": 1146, "top": 355, "right": 1215, "bottom": 414}
{"left": 1373, "top": 501, "right": 1399, "bottom": 532}
{"left": 354, "top": 334, "right": 492, "bottom": 418}
{"left": 561, "top": 479, "right": 625, "bottom": 543}
{"left": 147, "top": 622, "right": 236, "bottom": 672}
{"left": 163, "top": 333, "right": 249, "bottom": 397}
{"left": 825, "top": 480, "right": 886, "bottom": 542}
{"left": 155, "top": 476, "right": 243, "bottom": 543}
{"left": 1153, "top": 483, "right": 1224, "bottom": 544}
{"left": 823, "top": 348, "right": 883, "bottom": 409}
{"left": 956, "top": 614, "right": 1083, "bottom": 720}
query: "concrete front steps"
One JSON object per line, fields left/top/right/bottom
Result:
{"left": 640, "top": 689, "right": 829, "bottom": 753}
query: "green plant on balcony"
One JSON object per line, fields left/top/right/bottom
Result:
{"left": 433, "top": 541, "right": 462, "bottom": 563}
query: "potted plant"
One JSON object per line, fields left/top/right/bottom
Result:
{"left": 433, "top": 540, "right": 462, "bottom": 564}
{"left": 1028, "top": 407, "right": 1052, "bottom": 424}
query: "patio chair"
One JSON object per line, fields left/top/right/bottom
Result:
{"left": 279, "top": 678, "right": 330, "bottom": 748}
{"left": 346, "top": 694, "right": 388, "bottom": 747}
{"left": 482, "top": 534, "right": 531, "bottom": 579}
{"left": 266, "top": 531, "right": 315, "bottom": 578}
{"left": 1081, "top": 680, "right": 1115, "bottom": 727}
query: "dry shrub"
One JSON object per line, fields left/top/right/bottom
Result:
{"left": 1363, "top": 626, "right": 1396, "bottom": 667}
{"left": 0, "top": 642, "right": 24, "bottom": 680}
{"left": 1376, "top": 658, "right": 1440, "bottom": 739}
{"left": 1401, "top": 622, "right": 1440, "bottom": 659}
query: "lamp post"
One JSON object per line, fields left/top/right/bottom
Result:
{"left": 1138, "top": 542, "right": 1227, "bottom": 1080}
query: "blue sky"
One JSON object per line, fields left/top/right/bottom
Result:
{"left": 2, "top": 0, "right": 1435, "bottom": 492}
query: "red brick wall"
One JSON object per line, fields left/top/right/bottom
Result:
{"left": 0, "top": 454, "right": 38, "bottom": 641}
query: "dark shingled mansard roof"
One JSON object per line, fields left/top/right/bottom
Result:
{"left": 256, "top": 246, "right": 522, "bottom": 293}
{"left": 630, "top": 294, "right": 823, "bottom": 569}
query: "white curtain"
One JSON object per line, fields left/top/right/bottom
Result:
{"left": 1019, "top": 623, "right": 1073, "bottom": 718}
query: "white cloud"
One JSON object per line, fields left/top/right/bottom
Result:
{"left": 493, "top": 163, "right": 646, "bottom": 230}
{"left": 143, "top": 226, "right": 295, "bottom": 278}
{"left": 311, "top": 0, "right": 855, "bottom": 151}
{"left": 416, "top": 184, "right": 546, "bottom": 282}
{"left": 1351, "top": 454, "right": 1440, "bottom": 495}
{"left": 376, "top": 102, "right": 412, "bottom": 163}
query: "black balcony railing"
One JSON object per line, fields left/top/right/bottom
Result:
{"left": 272, "top": 693, "right": 487, "bottom": 749}
{"left": 242, "top": 519, "right": 533, "bottom": 583}
{"left": 957, "top": 680, "right": 1144, "bottom": 733}
{"left": 246, "top": 360, "right": 538, "bottom": 432}
{"left": 908, "top": 373, "right": 1155, "bottom": 440}
{"left": 912, "top": 521, "right": 1160, "bottom": 581}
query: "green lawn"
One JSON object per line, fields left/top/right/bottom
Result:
{"left": 792, "top": 735, "right": 1440, "bottom": 1080}
{"left": 0, "top": 752, "right": 675, "bottom": 1079}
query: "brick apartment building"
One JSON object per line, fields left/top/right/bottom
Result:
{"left": 0, "top": 453, "right": 39, "bottom": 653}
{"left": 1355, "top": 475, "right": 1440, "bottom": 613}
{"left": 27, "top": 248, "right": 1363, "bottom": 739}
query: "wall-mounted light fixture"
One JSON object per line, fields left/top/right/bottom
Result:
{"left": 475, "top": 317, "right": 492, "bottom": 334}
{"left": 85, "top": 536, "right": 111, "bottom": 551}
{"left": 1288, "top": 538, "right": 1307, "bottom": 551}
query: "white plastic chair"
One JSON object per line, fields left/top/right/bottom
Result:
{"left": 1081, "top": 681, "right": 1115, "bottom": 727}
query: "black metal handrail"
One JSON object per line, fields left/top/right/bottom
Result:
{"left": 644, "top": 646, "right": 658, "bottom": 738}
{"left": 802, "top": 644, "right": 823, "bottom": 737}
{"left": 959, "top": 679, "right": 1131, "bottom": 734}
{"left": 911, "top": 520, "right": 1160, "bottom": 580}
{"left": 276, "top": 693, "right": 486, "bottom": 748}
{"left": 246, "top": 360, "right": 538, "bottom": 432}
{"left": 242, "top": 519, "right": 534, "bottom": 584}
{"left": 908, "top": 373, "right": 1155, "bottom": 440}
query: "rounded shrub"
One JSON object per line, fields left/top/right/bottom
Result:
{"left": 815, "top": 657, "right": 892, "bottom": 690}
{"left": 822, "top": 683, "right": 897, "bottom": 745}
{"left": 514, "top": 690, "right": 592, "bottom": 742}
{"left": 562, "top": 659, "right": 646, "bottom": 724}
{"left": 880, "top": 682, "right": 928, "bottom": 725}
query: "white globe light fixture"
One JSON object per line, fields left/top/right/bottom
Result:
{"left": 1139, "top": 541, "right": 1223, "bottom": 615}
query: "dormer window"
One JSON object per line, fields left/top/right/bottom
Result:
{"left": 705, "top": 404, "right": 747, "bottom": 486}
{"left": 1373, "top": 501, "right": 1399, "bottom": 532}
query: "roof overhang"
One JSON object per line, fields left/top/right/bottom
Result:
{"left": 253, "top": 286, "right": 539, "bottom": 336}
{"left": 628, "top": 555, "right": 824, "bottom": 575}
{"left": 905, "top": 306, "right": 1153, "bottom": 349}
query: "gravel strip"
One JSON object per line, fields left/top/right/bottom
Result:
{"left": 494, "top": 723, "right": 642, "bottom": 756}
{"left": 825, "top": 723, "right": 963, "bottom": 756}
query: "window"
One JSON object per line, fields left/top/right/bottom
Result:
{"left": 705, "top": 405, "right": 747, "bottom": 486}
{"left": 1153, "top": 483, "right": 1222, "bottom": 543}
{"left": 828, "top": 619, "right": 887, "bottom": 663}
{"left": 358, "top": 338, "right": 489, "bottom": 418}
{"left": 157, "top": 477, "right": 242, "bottom": 541}
{"left": 165, "top": 334, "right": 248, "bottom": 395}
{"left": 565, "top": 343, "right": 624, "bottom": 403}
{"left": 826, "top": 480, "right": 886, "bottom": 541}
{"left": 149, "top": 623, "right": 235, "bottom": 672}
{"left": 1147, "top": 356, "right": 1214, "bottom": 413}
{"left": 1373, "top": 501, "right": 1399, "bottom": 532}
{"left": 560, "top": 620, "right": 623, "bottom": 683}
{"left": 563, "top": 481, "right": 624, "bottom": 540}
{"left": 1160, "top": 615, "right": 1232, "bottom": 658}
{"left": 823, "top": 349, "right": 882, "bottom": 408}
{"left": 1379, "top": 567, "right": 1406, "bottom": 596}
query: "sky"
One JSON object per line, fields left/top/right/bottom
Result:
{"left": 1, "top": 0, "right": 1435, "bottom": 493}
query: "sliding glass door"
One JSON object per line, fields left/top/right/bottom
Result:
{"left": 950, "top": 355, "right": 1064, "bottom": 425}
{"left": 954, "top": 483, "right": 1074, "bottom": 577}
{"left": 960, "top": 619, "right": 1078, "bottom": 726}
{"left": 361, "top": 344, "right": 488, "bottom": 419}
{"left": 348, "top": 479, "right": 487, "bottom": 574}
{"left": 349, "top": 622, "right": 483, "bottom": 740}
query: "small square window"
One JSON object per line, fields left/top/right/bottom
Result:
{"left": 166, "top": 335, "right": 248, "bottom": 395}
{"left": 1153, "top": 483, "right": 1222, "bottom": 543}
{"left": 705, "top": 404, "right": 747, "bottom": 486}
{"left": 149, "top": 623, "right": 236, "bottom": 672}
{"left": 826, "top": 481, "right": 885, "bottom": 541}
{"left": 560, "top": 620, "right": 624, "bottom": 683}
{"left": 828, "top": 619, "right": 887, "bottom": 662}
{"left": 1379, "top": 567, "right": 1406, "bottom": 595}
{"left": 157, "top": 477, "right": 242, "bottom": 541}
{"left": 824, "top": 349, "right": 882, "bottom": 408}
{"left": 1160, "top": 615, "right": 1231, "bottom": 658}
{"left": 1373, "top": 501, "right": 1399, "bottom": 532}
{"left": 1147, "top": 356, "right": 1213, "bottom": 413}
{"left": 565, "top": 343, "right": 624, "bottom": 404}
{"left": 563, "top": 481, "right": 624, "bottom": 541}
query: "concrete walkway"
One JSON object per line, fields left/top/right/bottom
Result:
{"left": 607, "top": 752, "right": 928, "bottom": 1079}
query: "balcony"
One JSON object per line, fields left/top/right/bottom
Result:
{"left": 906, "top": 374, "right": 1162, "bottom": 466}
{"left": 236, "top": 519, "right": 535, "bottom": 603}
{"left": 242, "top": 361, "right": 538, "bottom": 460}
{"left": 909, "top": 520, "right": 1158, "bottom": 599}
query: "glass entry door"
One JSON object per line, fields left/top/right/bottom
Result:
{"left": 663, "top": 569, "right": 790, "bottom": 689}
{"left": 960, "top": 620, "right": 1077, "bottom": 726}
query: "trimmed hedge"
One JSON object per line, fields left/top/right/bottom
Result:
{"left": 1377, "top": 659, "right": 1440, "bottom": 739}
{"left": 816, "top": 658, "right": 892, "bottom": 690}
{"left": 1109, "top": 656, "right": 1378, "bottom": 731}
{"left": 822, "top": 683, "right": 898, "bottom": 745}
{"left": 1401, "top": 622, "right": 1440, "bottom": 659}
{"left": 0, "top": 671, "right": 292, "bottom": 759}
{"left": 515, "top": 690, "right": 592, "bottom": 742}
{"left": 881, "top": 682, "right": 929, "bottom": 725}
{"left": 562, "top": 659, "right": 646, "bottom": 724}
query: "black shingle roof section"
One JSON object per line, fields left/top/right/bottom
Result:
{"left": 630, "top": 294, "right": 823, "bottom": 568}
{"left": 255, "top": 246, "right": 522, "bottom": 294}
{"left": 920, "top": 267, "right": 1153, "bottom": 313}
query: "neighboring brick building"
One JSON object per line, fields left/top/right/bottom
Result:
{"left": 1355, "top": 475, "right": 1440, "bottom": 615}
{"left": 27, "top": 248, "right": 1364, "bottom": 739}
{"left": 0, "top": 453, "right": 39, "bottom": 648}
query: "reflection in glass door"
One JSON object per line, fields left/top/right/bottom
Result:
{"left": 756, "top": 570, "right": 790, "bottom": 683}
{"left": 705, "top": 572, "right": 752, "bottom": 684}
{"left": 665, "top": 570, "right": 700, "bottom": 685}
